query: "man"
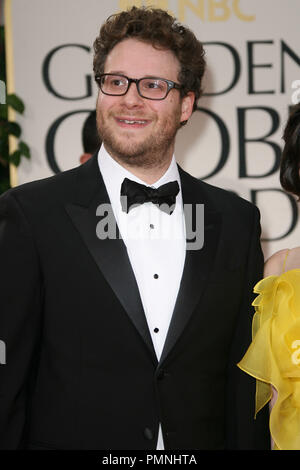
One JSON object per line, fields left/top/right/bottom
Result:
{"left": 0, "top": 7, "right": 268, "bottom": 449}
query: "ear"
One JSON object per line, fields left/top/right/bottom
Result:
{"left": 180, "top": 92, "right": 195, "bottom": 123}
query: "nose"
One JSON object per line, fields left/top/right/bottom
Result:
{"left": 121, "top": 81, "right": 144, "bottom": 107}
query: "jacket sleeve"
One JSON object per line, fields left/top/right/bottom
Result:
{"left": 225, "top": 204, "right": 270, "bottom": 450}
{"left": 0, "top": 190, "right": 43, "bottom": 449}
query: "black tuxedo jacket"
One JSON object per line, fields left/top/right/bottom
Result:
{"left": 0, "top": 154, "right": 269, "bottom": 450}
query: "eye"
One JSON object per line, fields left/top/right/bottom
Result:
{"left": 143, "top": 79, "right": 164, "bottom": 90}
{"left": 105, "top": 75, "right": 127, "bottom": 88}
{"left": 111, "top": 78, "right": 125, "bottom": 87}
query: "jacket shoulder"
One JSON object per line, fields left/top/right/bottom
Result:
{"left": 179, "top": 167, "right": 258, "bottom": 215}
{"left": 2, "top": 165, "right": 80, "bottom": 203}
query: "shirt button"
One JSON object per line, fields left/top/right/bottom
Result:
{"left": 153, "top": 274, "right": 159, "bottom": 279}
{"left": 154, "top": 328, "right": 159, "bottom": 333}
{"left": 150, "top": 224, "right": 155, "bottom": 229}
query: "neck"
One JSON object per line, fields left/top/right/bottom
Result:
{"left": 117, "top": 158, "right": 173, "bottom": 184}
{"left": 104, "top": 144, "right": 174, "bottom": 185}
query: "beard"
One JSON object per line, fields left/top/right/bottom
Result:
{"left": 96, "top": 107, "right": 182, "bottom": 169}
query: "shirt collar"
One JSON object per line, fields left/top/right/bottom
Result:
{"left": 97, "top": 144, "right": 181, "bottom": 212}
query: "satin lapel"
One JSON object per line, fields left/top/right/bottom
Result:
{"left": 64, "top": 155, "right": 156, "bottom": 360}
{"left": 159, "top": 167, "right": 222, "bottom": 365}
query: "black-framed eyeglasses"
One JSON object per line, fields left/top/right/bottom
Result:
{"left": 95, "top": 73, "right": 182, "bottom": 100}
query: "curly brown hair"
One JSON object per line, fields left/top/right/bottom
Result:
{"left": 93, "top": 6, "right": 206, "bottom": 112}
{"left": 280, "top": 103, "right": 300, "bottom": 198}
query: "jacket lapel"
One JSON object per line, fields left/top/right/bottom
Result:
{"left": 159, "top": 167, "right": 222, "bottom": 365}
{"left": 64, "top": 156, "right": 222, "bottom": 366}
{"left": 64, "top": 155, "right": 156, "bottom": 361}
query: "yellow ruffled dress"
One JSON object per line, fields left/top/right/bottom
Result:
{"left": 238, "top": 268, "right": 300, "bottom": 450}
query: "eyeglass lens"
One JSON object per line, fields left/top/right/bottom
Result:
{"left": 100, "top": 75, "right": 169, "bottom": 99}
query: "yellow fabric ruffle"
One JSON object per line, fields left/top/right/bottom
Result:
{"left": 238, "top": 270, "right": 300, "bottom": 450}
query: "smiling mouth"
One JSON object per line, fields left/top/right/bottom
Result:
{"left": 117, "top": 118, "right": 149, "bottom": 126}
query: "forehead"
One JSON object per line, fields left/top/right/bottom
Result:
{"left": 104, "top": 38, "right": 180, "bottom": 80}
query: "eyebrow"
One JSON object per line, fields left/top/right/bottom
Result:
{"left": 106, "top": 71, "right": 126, "bottom": 75}
{"left": 105, "top": 71, "right": 165, "bottom": 79}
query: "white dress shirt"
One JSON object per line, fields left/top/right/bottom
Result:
{"left": 98, "top": 145, "right": 186, "bottom": 449}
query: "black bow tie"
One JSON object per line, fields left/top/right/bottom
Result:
{"left": 120, "top": 178, "right": 180, "bottom": 215}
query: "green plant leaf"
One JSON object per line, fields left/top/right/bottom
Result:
{"left": 6, "top": 94, "right": 25, "bottom": 114}
{"left": 0, "top": 139, "right": 9, "bottom": 159}
{"left": 0, "top": 178, "right": 10, "bottom": 195}
{"left": 9, "top": 150, "right": 21, "bottom": 166}
{"left": 0, "top": 121, "right": 6, "bottom": 138}
{"left": 0, "top": 103, "right": 8, "bottom": 119}
{"left": 6, "top": 121, "right": 21, "bottom": 137}
{"left": 19, "top": 141, "right": 31, "bottom": 158}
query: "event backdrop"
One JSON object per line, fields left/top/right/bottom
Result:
{"left": 4, "top": 0, "right": 300, "bottom": 258}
